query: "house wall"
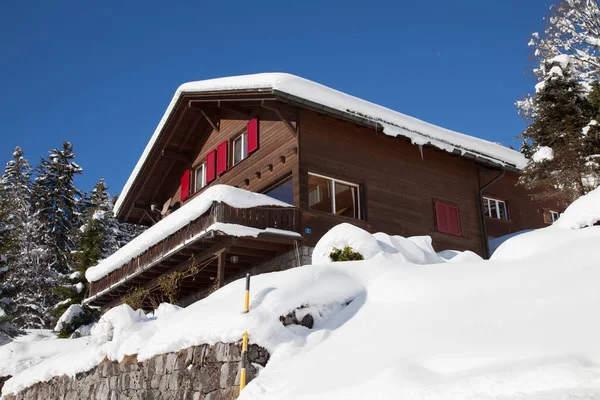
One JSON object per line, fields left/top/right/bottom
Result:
{"left": 166, "top": 111, "right": 299, "bottom": 212}
{"left": 480, "top": 170, "right": 566, "bottom": 238}
{"left": 297, "top": 110, "right": 486, "bottom": 255}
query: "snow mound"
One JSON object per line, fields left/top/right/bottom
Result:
{"left": 554, "top": 186, "right": 600, "bottom": 229}
{"left": 492, "top": 188, "right": 600, "bottom": 260}
{"left": 437, "top": 249, "right": 483, "bottom": 263}
{"left": 85, "top": 185, "right": 294, "bottom": 283}
{"left": 312, "top": 223, "right": 445, "bottom": 265}
{"left": 150, "top": 303, "right": 183, "bottom": 318}
{"left": 90, "top": 304, "right": 148, "bottom": 344}
{"left": 54, "top": 304, "right": 86, "bottom": 333}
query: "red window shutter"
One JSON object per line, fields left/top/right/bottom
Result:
{"left": 206, "top": 150, "right": 216, "bottom": 183}
{"left": 180, "top": 169, "right": 190, "bottom": 202}
{"left": 446, "top": 205, "right": 461, "bottom": 236}
{"left": 247, "top": 118, "right": 258, "bottom": 154}
{"left": 435, "top": 202, "right": 448, "bottom": 233}
{"left": 216, "top": 141, "right": 228, "bottom": 175}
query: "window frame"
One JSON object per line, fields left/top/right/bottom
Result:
{"left": 194, "top": 162, "right": 206, "bottom": 193}
{"left": 232, "top": 130, "right": 248, "bottom": 166}
{"left": 308, "top": 172, "right": 362, "bottom": 220}
{"left": 549, "top": 210, "right": 560, "bottom": 223}
{"left": 483, "top": 196, "right": 510, "bottom": 221}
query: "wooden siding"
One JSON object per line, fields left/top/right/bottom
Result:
{"left": 297, "top": 110, "right": 485, "bottom": 255}
{"left": 480, "top": 170, "right": 566, "bottom": 238}
{"left": 168, "top": 111, "right": 300, "bottom": 211}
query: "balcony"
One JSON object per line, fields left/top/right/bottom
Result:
{"left": 85, "top": 201, "right": 301, "bottom": 308}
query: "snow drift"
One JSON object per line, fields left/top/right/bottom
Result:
{"left": 4, "top": 188, "right": 600, "bottom": 399}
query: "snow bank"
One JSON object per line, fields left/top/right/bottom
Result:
{"left": 115, "top": 73, "right": 527, "bottom": 215}
{"left": 492, "top": 188, "right": 600, "bottom": 260}
{"left": 90, "top": 304, "right": 148, "bottom": 344}
{"left": 150, "top": 303, "right": 183, "bottom": 318}
{"left": 0, "top": 330, "right": 92, "bottom": 380}
{"left": 554, "top": 185, "right": 600, "bottom": 229}
{"left": 86, "top": 185, "right": 294, "bottom": 283}
{"left": 7, "top": 216, "right": 600, "bottom": 398}
{"left": 311, "top": 223, "right": 445, "bottom": 265}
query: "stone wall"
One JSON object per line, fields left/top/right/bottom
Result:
{"left": 5, "top": 342, "right": 269, "bottom": 400}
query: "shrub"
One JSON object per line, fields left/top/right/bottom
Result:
{"left": 122, "top": 287, "right": 151, "bottom": 310}
{"left": 329, "top": 246, "right": 364, "bottom": 262}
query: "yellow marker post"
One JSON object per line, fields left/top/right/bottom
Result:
{"left": 239, "top": 273, "right": 251, "bottom": 394}
{"left": 240, "top": 331, "right": 249, "bottom": 390}
{"left": 243, "top": 273, "right": 250, "bottom": 314}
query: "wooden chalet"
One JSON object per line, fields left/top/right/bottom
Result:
{"left": 83, "top": 73, "right": 564, "bottom": 309}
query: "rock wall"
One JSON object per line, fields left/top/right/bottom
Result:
{"left": 5, "top": 342, "right": 269, "bottom": 400}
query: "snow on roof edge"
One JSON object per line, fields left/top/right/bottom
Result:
{"left": 114, "top": 73, "right": 527, "bottom": 215}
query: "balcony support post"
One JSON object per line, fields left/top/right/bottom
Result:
{"left": 217, "top": 250, "right": 227, "bottom": 289}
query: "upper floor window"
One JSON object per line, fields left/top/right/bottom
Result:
{"left": 232, "top": 131, "right": 248, "bottom": 166}
{"left": 550, "top": 210, "right": 560, "bottom": 223}
{"left": 308, "top": 173, "right": 362, "bottom": 219}
{"left": 483, "top": 197, "right": 509, "bottom": 220}
{"left": 194, "top": 163, "right": 206, "bottom": 192}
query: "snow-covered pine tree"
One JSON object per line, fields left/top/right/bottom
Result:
{"left": 0, "top": 147, "right": 55, "bottom": 329}
{"left": 33, "top": 142, "right": 84, "bottom": 274}
{"left": 525, "top": 0, "right": 600, "bottom": 96}
{"left": 517, "top": 0, "right": 600, "bottom": 201}
{"left": 70, "top": 178, "right": 114, "bottom": 308}
{"left": 519, "top": 57, "right": 599, "bottom": 203}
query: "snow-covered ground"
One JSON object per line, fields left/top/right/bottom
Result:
{"left": 3, "top": 188, "right": 600, "bottom": 399}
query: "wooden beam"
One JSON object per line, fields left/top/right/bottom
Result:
{"left": 262, "top": 101, "right": 297, "bottom": 136}
{"left": 217, "top": 251, "right": 226, "bottom": 289}
{"left": 148, "top": 113, "right": 205, "bottom": 209}
{"left": 142, "top": 209, "right": 157, "bottom": 225}
{"left": 125, "top": 103, "right": 194, "bottom": 221}
{"left": 217, "top": 101, "right": 253, "bottom": 118}
{"left": 161, "top": 149, "right": 192, "bottom": 164}
{"left": 199, "top": 108, "right": 220, "bottom": 133}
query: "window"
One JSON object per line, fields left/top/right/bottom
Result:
{"left": 435, "top": 202, "right": 461, "bottom": 236}
{"left": 483, "top": 197, "right": 509, "bottom": 220}
{"left": 194, "top": 163, "right": 206, "bottom": 192}
{"left": 308, "top": 173, "right": 361, "bottom": 219}
{"left": 263, "top": 176, "right": 293, "bottom": 205}
{"left": 550, "top": 210, "right": 560, "bottom": 223}
{"left": 232, "top": 131, "right": 248, "bottom": 166}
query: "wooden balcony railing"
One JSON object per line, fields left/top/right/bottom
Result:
{"left": 86, "top": 202, "right": 300, "bottom": 300}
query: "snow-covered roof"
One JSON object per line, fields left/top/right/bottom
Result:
{"left": 86, "top": 185, "right": 297, "bottom": 284}
{"left": 114, "top": 73, "right": 527, "bottom": 215}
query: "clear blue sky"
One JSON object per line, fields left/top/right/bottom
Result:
{"left": 0, "top": 0, "right": 551, "bottom": 195}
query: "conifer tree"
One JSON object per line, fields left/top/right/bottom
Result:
{"left": 519, "top": 57, "right": 600, "bottom": 202}
{"left": 0, "top": 147, "right": 54, "bottom": 329}
{"left": 33, "top": 142, "right": 83, "bottom": 274}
